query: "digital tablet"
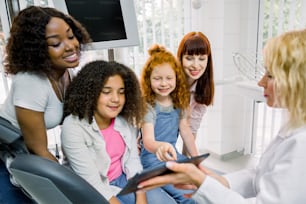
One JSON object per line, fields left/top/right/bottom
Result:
{"left": 118, "top": 153, "right": 210, "bottom": 196}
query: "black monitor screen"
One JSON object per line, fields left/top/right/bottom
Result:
{"left": 65, "top": 0, "right": 127, "bottom": 42}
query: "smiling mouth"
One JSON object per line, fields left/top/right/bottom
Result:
{"left": 64, "top": 53, "right": 79, "bottom": 62}
{"left": 189, "top": 70, "right": 200, "bottom": 76}
{"left": 108, "top": 106, "right": 120, "bottom": 111}
{"left": 158, "top": 88, "right": 170, "bottom": 93}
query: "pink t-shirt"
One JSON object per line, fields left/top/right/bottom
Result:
{"left": 100, "top": 119, "right": 126, "bottom": 182}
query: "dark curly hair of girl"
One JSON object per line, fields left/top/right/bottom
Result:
{"left": 5, "top": 6, "right": 91, "bottom": 76}
{"left": 64, "top": 60, "right": 145, "bottom": 127}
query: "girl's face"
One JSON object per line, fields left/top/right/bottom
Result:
{"left": 94, "top": 75, "right": 125, "bottom": 127}
{"left": 150, "top": 63, "right": 176, "bottom": 99}
{"left": 182, "top": 54, "right": 208, "bottom": 83}
{"left": 46, "top": 17, "right": 80, "bottom": 73}
{"left": 258, "top": 70, "right": 276, "bottom": 107}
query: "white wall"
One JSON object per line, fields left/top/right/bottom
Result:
{"left": 190, "top": 0, "right": 260, "bottom": 157}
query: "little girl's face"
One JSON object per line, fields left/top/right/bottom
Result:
{"left": 150, "top": 63, "right": 176, "bottom": 98}
{"left": 94, "top": 75, "right": 125, "bottom": 125}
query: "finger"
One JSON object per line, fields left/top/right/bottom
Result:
{"left": 138, "top": 175, "right": 172, "bottom": 189}
{"left": 166, "top": 161, "right": 190, "bottom": 172}
{"left": 183, "top": 193, "right": 193, "bottom": 198}
{"left": 167, "top": 148, "right": 177, "bottom": 160}
{"left": 174, "top": 184, "right": 197, "bottom": 190}
{"left": 156, "top": 151, "right": 163, "bottom": 161}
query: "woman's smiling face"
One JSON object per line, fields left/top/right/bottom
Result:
{"left": 182, "top": 54, "right": 208, "bottom": 83}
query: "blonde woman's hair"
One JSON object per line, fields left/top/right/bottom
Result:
{"left": 264, "top": 29, "right": 306, "bottom": 129}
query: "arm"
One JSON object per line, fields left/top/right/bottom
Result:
{"left": 142, "top": 122, "right": 177, "bottom": 161}
{"left": 16, "top": 106, "right": 57, "bottom": 162}
{"left": 136, "top": 191, "right": 147, "bottom": 204}
{"left": 179, "top": 117, "right": 199, "bottom": 157}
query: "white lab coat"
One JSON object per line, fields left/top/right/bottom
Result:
{"left": 192, "top": 125, "right": 306, "bottom": 204}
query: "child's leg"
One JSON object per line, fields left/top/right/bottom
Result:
{"left": 146, "top": 187, "right": 177, "bottom": 204}
{"left": 163, "top": 184, "right": 198, "bottom": 204}
{"left": 110, "top": 173, "right": 136, "bottom": 204}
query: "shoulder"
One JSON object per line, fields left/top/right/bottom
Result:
{"left": 14, "top": 72, "right": 47, "bottom": 82}
{"left": 114, "top": 116, "right": 138, "bottom": 136}
{"left": 62, "top": 115, "right": 90, "bottom": 129}
{"left": 13, "top": 72, "right": 49, "bottom": 88}
{"left": 274, "top": 126, "right": 306, "bottom": 159}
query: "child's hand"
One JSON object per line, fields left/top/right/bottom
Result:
{"left": 156, "top": 142, "right": 177, "bottom": 161}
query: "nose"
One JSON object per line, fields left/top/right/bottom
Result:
{"left": 257, "top": 74, "right": 266, "bottom": 87}
{"left": 64, "top": 40, "right": 75, "bottom": 51}
{"left": 111, "top": 92, "right": 119, "bottom": 102}
{"left": 192, "top": 59, "right": 200, "bottom": 68}
{"left": 160, "top": 78, "right": 167, "bottom": 86}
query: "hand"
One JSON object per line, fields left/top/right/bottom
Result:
{"left": 138, "top": 161, "right": 205, "bottom": 192}
{"left": 156, "top": 142, "right": 177, "bottom": 161}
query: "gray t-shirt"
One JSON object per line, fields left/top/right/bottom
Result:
{"left": 0, "top": 72, "right": 63, "bottom": 129}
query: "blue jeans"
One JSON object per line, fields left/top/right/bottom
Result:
{"left": 111, "top": 173, "right": 176, "bottom": 204}
{"left": 0, "top": 161, "right": 34, "bottom": 204}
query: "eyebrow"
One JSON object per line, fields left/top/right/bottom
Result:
{"left": 46, "top": 27, "right": 71, "bottom": 40}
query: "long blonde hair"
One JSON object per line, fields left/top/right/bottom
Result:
{"left": 264, "top": 29, "right": 306, "bottom": 129}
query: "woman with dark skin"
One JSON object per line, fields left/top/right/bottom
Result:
{"left": 0, "top": 6, "right": 91, "bottom": 203}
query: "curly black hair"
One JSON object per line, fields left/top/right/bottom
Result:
{"left": 64, "top": 60, "right": 145, "bottom": 127}
{"left": 5, "top": 6, "right": 91, "bottom": 76}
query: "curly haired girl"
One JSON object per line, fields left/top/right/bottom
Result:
{"left": 62, "top": 60, "right": 175, "bottom": 204}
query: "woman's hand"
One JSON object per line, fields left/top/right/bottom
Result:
{"left": 138, "top": 161, "right": 205, "bottom": 192}
{"left": 137, "top": 162, "right": 230, "bottom": 193}
{"left": 156, "top": 142, "right": 177, "bottom": 161}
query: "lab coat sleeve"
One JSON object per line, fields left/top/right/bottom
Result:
{"left": 224, "top": 168, "right": 257, "bottom": 198}
{"left": 192, "top": 130, "right": 306, "bottom": 204}
{"left": 192, "top": 176, "right": 256, "bottom": 204}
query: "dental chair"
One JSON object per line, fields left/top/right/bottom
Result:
{"left": 0, "top": 116, "right": 109, "bottom": 204}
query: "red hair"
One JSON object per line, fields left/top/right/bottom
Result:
{"left": 177, "top": 31, "right": 214, "bottom": 105}
{"left": 140, "top": 44, "right": 190, "bottom": 110}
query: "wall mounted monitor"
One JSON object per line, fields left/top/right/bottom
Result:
{"left": 52, "top": 0, "right": 140, "bottom": 50}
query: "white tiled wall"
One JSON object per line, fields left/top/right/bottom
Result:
{"left": 191, "top": 0, "right": 260, "bottom": 157}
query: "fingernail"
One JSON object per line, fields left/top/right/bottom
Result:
{"left": 166, "top": 161, "right": 174, "bottom": 168}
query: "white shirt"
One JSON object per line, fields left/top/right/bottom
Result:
{"left": 192, "top": 125, "right": 306, "bottom": 204}
{"left": 189, "top": 82, "right": 207, "bottom": 135}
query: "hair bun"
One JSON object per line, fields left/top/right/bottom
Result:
{"left": 148, "top": 44, "right": 167, "bottom": 56}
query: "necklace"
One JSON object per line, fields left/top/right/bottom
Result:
{"left": 49, "top": 73, "right": 67, "bottom": 102}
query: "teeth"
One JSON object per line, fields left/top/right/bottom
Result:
{"left": 65, "top": 53, "right": 77, "bottom": 59}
